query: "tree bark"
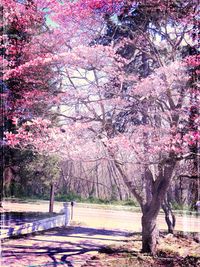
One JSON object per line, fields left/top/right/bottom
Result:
{"left": 0, "top": 153, "right": 3, "bottom": 207}
{"left": 141, "top": 212, "right": 159, "bottom": 255}
{"left": 111, "top": 151, "right": 176, "bottom": 255}
{"left": 141, "top": 159, "right": 176, "bottom": 253}
{"left": 114, "top": 159, "right": 159, "bottom": 254}
{"left": 0, "top": 177, "right": 3, "bottom": 207}
{"left": 162, "top": 197, "right": 176, "bottom": 234}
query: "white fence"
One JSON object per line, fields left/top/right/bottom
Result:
{"left": 0, "top": 203, "right": 70, "bottom": 239}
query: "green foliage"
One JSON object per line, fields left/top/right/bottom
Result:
{"left": 54, "top": 193, "right": 109, "bottom": 204}
{"left": 5, "top": 150, "right": 60, "bottom": 198}
{"left": 171, "top": 201, "right": 193, "bottom": 211}
{"left": 123, "top": 199, "right": 138, "bottom": 206}
{"left": 13, "top": 191, "right": 139, "bottom": 207}
{"left": 87, "top": 196, "right": 111, "bottom": 204}
{"left": 55, "top": 193, "right": 138, "bottom": 206}
{"left": 55, "top": 192, "right": 82, "bottom": 202}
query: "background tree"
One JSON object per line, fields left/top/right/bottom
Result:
{"left": 0, "top": 0, "right": 60, "bottom": 205}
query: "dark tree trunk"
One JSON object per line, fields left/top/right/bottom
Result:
{"left": 0, "top": 179, "right": 3, "bottom": 207}
{"left": 141, "top": 159, "right": 176, "bottom": 254}
{"left": 162, "top": 198, "right": 176, "bottom": 234}
{"left": 142, "top": 213, "right": 159, "bottom": 255}
{"left": 0, "top": 152, "right": 3, "bottom": 208}
{"left": 49, "top": 182, "right": 55, "bottom": 213}
{"left": 112, "top": 152, "right": 176, "bottom": 255}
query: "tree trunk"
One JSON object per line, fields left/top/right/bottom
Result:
{"left": 0, "top": 152, "right": 3, "bottom": 208}
{"left": 141, "top": 160, "right": 176, "bottom": 254}
{"left": 49, "top": 183, "right": 55, "bottom": 213}
{"left": 141, "top": 211, "right": 159, "bottom": 255}
{"left": 112, "top": 154, "right": 176, "bottom": 255}
{"left": 162, "top": 198, "right": 176, "bottom": 234}
{"left": 0, "top": 180, "right": 3, "bottom": 207}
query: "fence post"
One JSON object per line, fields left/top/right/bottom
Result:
{"left": 71, "top": 201, "right": 75, "bottom": 220}
{"left": 49, "top": 183, "right": 55, "bottom": 213}
{"left": 63, "top": 202, "right": 71, "bottom": 227}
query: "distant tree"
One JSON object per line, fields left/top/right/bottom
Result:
{"left": 0, "top": 0, "right": 59, "bottom": 205}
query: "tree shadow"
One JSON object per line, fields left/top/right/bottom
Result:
{"left": 46, "top": 226, "right": 130, "bottom": 236}
{"left": 2, "top": 226, "right": 139, "bottom": 267}
{"left": 3, "top": 239, "right": 106, "bottom": 267}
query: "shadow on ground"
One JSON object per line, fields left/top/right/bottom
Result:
{"left": 2, "top": 226, "right": 134, "bottom": 267}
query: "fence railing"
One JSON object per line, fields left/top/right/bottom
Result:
{"left": 0, "top": 203, "right": 70, "bottom": 239}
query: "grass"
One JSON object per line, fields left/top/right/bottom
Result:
{"left": 83, "top": 232, "right": 200, "bottom": 267}
{"left": 4, "top": 196, "right": 199, "bottom": 215}
{"left": 4, "top": 195, "right": 139, "bottom": 207}
{"left": 6, "top": 191, "right": 139, "bottom": 206}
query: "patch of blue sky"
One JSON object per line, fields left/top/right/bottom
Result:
{"left": 45, "top": 15, "right": 59, "bottom": 28}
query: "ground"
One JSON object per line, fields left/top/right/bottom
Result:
{"left": 1, "top": 226, "right": 200, "bottom": 267}
{"left": 1, "top": 225, "right": 129, "bottom": 267}
{"left": 1, "top": 200, "right": 200, "bottom": 266}
{"left": 84, "top": 232, "right": 200, "bottom": 267}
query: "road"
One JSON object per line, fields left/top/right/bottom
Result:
{"left": 1, "top": 200, "right": 200, "bottom": 233}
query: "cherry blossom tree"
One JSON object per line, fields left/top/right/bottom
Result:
{"left": 2, "top": 0, "right": 199, "bottom": 254}
{"left": 0, "top": 0, "right": 61, "bottom": 206}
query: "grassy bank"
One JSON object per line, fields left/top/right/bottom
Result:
{"left": 3, "top": 197, "right": 199, "bottom": 216}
